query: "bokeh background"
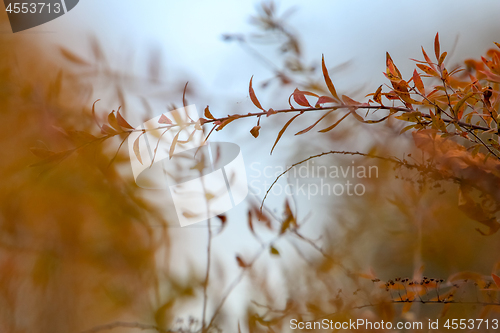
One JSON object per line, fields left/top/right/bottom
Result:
{"left": 2, "top": 1, "right": 500, "bottom": 332}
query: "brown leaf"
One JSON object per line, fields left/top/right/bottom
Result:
{"left": 204, "top": 106, "right": 215, "bottom": 119}
{"left": 236, "top": 255, "right": 248, "bottom": 268}
{"left": 270, "top": 114, "right": 301, "bottom": 154}
{"left": 322, "top": 55, "right": 340, "bottom": 101}
{"left": 434, "top": 32, "right": 440, "bottom": 60}
{"left": 249, "top": 76, "right": 264, "bottom": 110}
{"left": 291, "top": 88, "right": 318, "bottom": 107}
{"left": 250, "top": 125, "right": 261, "bottom": 138}
{"left": 182, "top": 82, "right": 189, "bottom": 109}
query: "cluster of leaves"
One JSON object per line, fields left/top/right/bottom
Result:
{"left": 27, "top": 3, "right": 500, "bottom": 330}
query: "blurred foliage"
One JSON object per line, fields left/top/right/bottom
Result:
{"left": 4, "top": 2, "right": 500, "bottom": 333}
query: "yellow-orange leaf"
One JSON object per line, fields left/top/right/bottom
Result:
{"left": 412, "top": 69, "right": 425, "bottom": 94}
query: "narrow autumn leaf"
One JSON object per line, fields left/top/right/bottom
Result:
{"left": 249, "top": 76, "right": 265, "bottom": 110}
{"left": 421, "top": 47, "right": 436, "bottom": 70}
{"left": 270, "top": 114, "right": 301, "bottom": 155}
{"left": 295, "top": 110, "right": 334, "bottom": 135}
{"left": 438, "top": 51, "right": 447, "bottom": 66}
{"left": 386, "top": 52, "right": 401, "bottom": 78}
{"left": 117, "top": 109, "right": 134, "bottom": 129}
{"left": 417, "top": 64, "right": 437, "bottom": 76}
{"left": 373, "top": 85, "right": 383, "bottom": 105}
{"left": 434, "top": 32, "right": 440, "bottom": 60}
{"left": 182, "top": 82, "right": 189, "bottom": 109}
{"left": 133, "top": 133, "right": 144, "bottom": 164}
{"left": 318, "top": 112, "right": 350, "bottom": 133}
{"left": 204, "top": 106, "right": 215, "bottom": 119}
{"left": 412, "top": 69, "right": 425, "bottom": 94}
{"left": 321, "top": 55, "right": 340, "bottom": 101}
{"left": 454, "top": 91, "right": 475, "bottom": 118}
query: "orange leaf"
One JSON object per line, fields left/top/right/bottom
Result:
{"left": 204, "top": 106, "right": 215, "bottom": 119}
{"left": 412, "top": 69, "right": 425, "bottom": 94}
{"left": 438, "top": 51, "right": 447, "bottom": 66}
{"left": 322, "top": 55, "right": 340, "bottom": 101}
{"left": 434, "top": 32, "right": 440, "bottom": 60}
{"left": 270, "top": 114, "right": 300, "bottom": 154}
{"left": 373, "top": 85, "right": 383, "bottom": 105}
{"left": 249, "top": 76, "right": 264, "bottom": 110}
{"left": 421, "top": 47, "right": 436, "bottom": 70}
{"left": 417, "top": 64, "right": 437, "bottom": 77}
{"left": 386, "top": 52, "right": 401, "bottom": 78}
{"left": 250, "top": 125, "right": 261, "bottom": 138}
